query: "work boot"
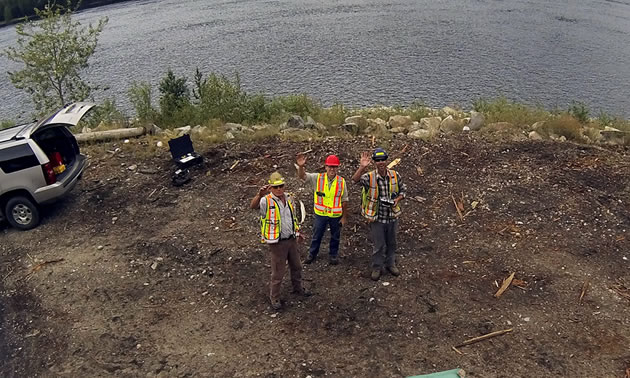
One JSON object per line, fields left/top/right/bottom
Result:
{"left": 304, "top": 254, "right": 316, "bottom": 264}
{"left": 292, "top": 287, "right": 312, "bottom": 297}
{"left": 329, "top": 256, "right": 339, "bottom": 265}
{"left": 387, "top": 265, "right": 400, "bottom": 277}
{"left": 270, "top": 299, "right": 282, "bottom": 311}
{"left": 371, "top": 269, "right": 381, "bottom": 281}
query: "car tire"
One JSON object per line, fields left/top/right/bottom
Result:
{"left": 5, "top": 196, "right": 40, "bottom": 230}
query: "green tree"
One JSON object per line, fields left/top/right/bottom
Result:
{"left": 158, "top": 69, "right": 190, "bottom": 118}
{"left": 4, "top": 1, "right": 108, "bottom": 115}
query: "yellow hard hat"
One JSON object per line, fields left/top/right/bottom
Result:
{"left": 268, "top": 172, "right": 285, "bottom": 186}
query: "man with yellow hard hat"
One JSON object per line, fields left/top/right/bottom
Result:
{"left": 250, "top": 171, "right": 311, "bottom": 310}
{"left": 296, "top": 153, "right": 348, "bottom": 265}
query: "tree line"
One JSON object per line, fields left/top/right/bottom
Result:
{"left": 0, "top": 0, "right": 131, "bottom": 24}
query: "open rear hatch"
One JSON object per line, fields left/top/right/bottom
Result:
{"left": 28, "top": 102, "right": 95, "bottom": 184}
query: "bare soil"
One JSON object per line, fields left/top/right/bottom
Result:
{"left": 1, "top": 134, "right": 629, "bottom": 377}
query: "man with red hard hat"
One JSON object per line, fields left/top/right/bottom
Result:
{"left": 296, "top": 153, "right": 348, "bottom": 265}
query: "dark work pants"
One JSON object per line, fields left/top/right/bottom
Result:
{"left": 268, "top": 238, "right": 302, "bottom": 301}
{"left": 308, "top": 214, "right": 341, "bottom": 258}
{"left": 370, "top": 220, "right": 398, "bottom": 269}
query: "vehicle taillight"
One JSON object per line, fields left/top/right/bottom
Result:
{"left": 42, "top": 163, "right": 56, "bottom": 185}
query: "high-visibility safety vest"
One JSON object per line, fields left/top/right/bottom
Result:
{"left": 313, "top": 173, "right": 346, "bottom": 218}
{"left": 260, "top": 194, "right": 300, "bottom": 244}
{"left": 361, "top": 170, "right": 401, "bottom": 221}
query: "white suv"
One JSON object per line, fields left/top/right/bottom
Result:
{"left": 0, "top": 102, "right": 94, "bottom": 230}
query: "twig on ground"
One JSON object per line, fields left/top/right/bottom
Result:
{"left": 452, "top": 195, "right": 464, "bottom": 221}
{"left": 451, "top": 346, "right": 463, "bottom": 355}
{"left": 455, "top": 328, "right": 513, "bottom": 348}
{"left": 579, "top": 279, "right": 590, "bottom": 304}
{"left": 494, "top": 272, "right": 515, "bottom": 298}
{"left": 31, "top": 258, "right": 64, "bottom": 273}
{"left": 2, "top": 268, "right": 14, "bottom": 282}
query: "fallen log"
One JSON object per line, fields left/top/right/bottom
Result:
{"left": 74, "top": 126, "right": 147, "bottom": 143}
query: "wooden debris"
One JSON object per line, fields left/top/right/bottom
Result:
{"left": 371, "top": 135, "right": 375, "bottom": 147}
{"left": 455, "top": 328, "right": 513, "bottom": 348}
{"left": 230, "top": 160, "right": 240, "bottom": 170}
{"left": 494, "top": 272, "right": 515, "bottom": 298}
{"left": 387, "top": 158, "right": 401, "bottom": 169}
{"left": 511, "top": 279, "right": 528, "bottom": 289}
{"left": 452, "top": 194, "right": 464, "bottom": 221}
{"left": 31, "top": 258, "right": 64, "bottom": 273}
{"left": 610, "top": 280, "right": 630, "bottom": 302}
{"left": 579, "top": 280, "right": 590, "bottom": 304}
{"left": 451, "top": 346, "right": 463, "bottom": 355}
{"left": 300, "top": 149, "right": 313, "bottom": 154}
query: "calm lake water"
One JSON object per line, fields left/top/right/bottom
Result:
{"left": 1, "top": 0, "right": 629, "bottom": 121}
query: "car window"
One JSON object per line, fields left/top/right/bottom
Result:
{"left": 0, "top": 144, "right": 39, "bottom": 173}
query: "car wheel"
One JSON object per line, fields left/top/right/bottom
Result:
{"left": 5, "top": 196, "right": 40, "bottom": 230}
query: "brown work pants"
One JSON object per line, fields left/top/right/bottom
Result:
{"left": 268, "top": 238, "right": 302, "bottom": 301}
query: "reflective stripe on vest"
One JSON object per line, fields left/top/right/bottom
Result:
{"left": 361, "top": 170, "right": 401, "bottom": 220}
{"left": 260, "top": 194, "right": 299, "bottom": 244}
{"left": 313, "top": 173, "right": 345, "bottom": 218}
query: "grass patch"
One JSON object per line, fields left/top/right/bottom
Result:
{"left": 473, "top": 97, "right": 549, "bottom": 127}
{"left": 539, "top": 115, "right": 584, "bottom": 141}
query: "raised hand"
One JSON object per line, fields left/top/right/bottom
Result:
{"left": 360, "top": 151, "right": 371, "bottom": 168}
{"left": 296, "top": 153, "right": 307, "bottom": 167}
{"left": 258, "top": 184, "right": 271, "bottom": 196}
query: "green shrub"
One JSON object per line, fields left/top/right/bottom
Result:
{"left": 128, "top": 81, "right": 157, "bottom": 123}
{"left": 159, "top": 69, "right": 191, "bottom": 123}
{"left": 80, "top": 98, "right": 127, "bottom": 130}
{"left": 314, "top": 103, "right": 347, "bottom": 126}
{"left": 197, "top": 72, "right": 248, "bottom": 123}
{"left": 473, "top": 97, "right": 549, "bottom": 126}
{"left": 568, "top": 101, "right": 589, "bottom": 124}
{"left": 1, "top": 119, "right": 15, "bottom": 130}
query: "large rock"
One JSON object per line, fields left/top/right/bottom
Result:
{"left": 287, "top": 115, "right": 305, "bottom": 129}
{"left": 305, "top": 116, "right": 317, "bottom": 129}
{"left": 345, "top": 116, "right": 368, "bottom": 132}
{"left": 600, "top": 129, "right": 629, "bottom": 145}
{"left": 439, "top": 116, "right": 462, "bottom": 134}
{"left": 420, "top": 117, "right": 441, "bottom": 132}
{"left": 342, "top": 123, "right": 360, "bottom": 135}
{"left": 408, "top": 129, "right": 433, "bottom": 140}
{"left": 468, "top": 111, "right": 485, "bottom": 131}
{"left": 366, "top": 118, "right": 388, "bottom": 134}
{"left": 407, "top": 122, "right": 422, "bottom": 132}
{"left": 528, "top": 131, "right": 543, "bottom": 140}
{"left": 388, "top": 115, "right": 413, "bottom": 129}
{"left": 389, "top": 127, "right": 407, "bottom": 134}
{"left": 175, "top": 125, "right": 192, "bottom": 136}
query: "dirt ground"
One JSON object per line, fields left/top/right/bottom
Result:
{"left": 1, "top": 134, "right": 629, "bottom": 377}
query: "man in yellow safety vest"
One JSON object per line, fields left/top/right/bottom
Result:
{"left": 351, "top": 148, "right": 407, "bottom": 281}
{"left": 250, "top": 172, "right": 311, "bottom": 310}
{"left": 296, "top": 153, "right": 348, "bottom": 265}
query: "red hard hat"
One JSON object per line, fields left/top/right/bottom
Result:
{"left": 325, "top": 154, "right": 340, "bottom": 167}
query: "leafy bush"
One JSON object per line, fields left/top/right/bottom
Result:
{"left": 76, "top": 98, "right": 127, "bottom": 131}
{"left": 314, "top": 103, "right": 347, "bottom": 126}
{"left": 473, "top": 97, "right": 549, "bottom": 127}
{"left": 128, "top": 81, "right": 157, "bottom": 123}
{"left": 196, "top": 72, "right": 248, "bottom": 123}
{"left": 568, "top": 101, "right": 589, "bottom": 124}
{"left": 159, "top": 70, "right": 191, "bottom": 124}
{"left": 1, "top": 120, "right": 15, "bottom": 130}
